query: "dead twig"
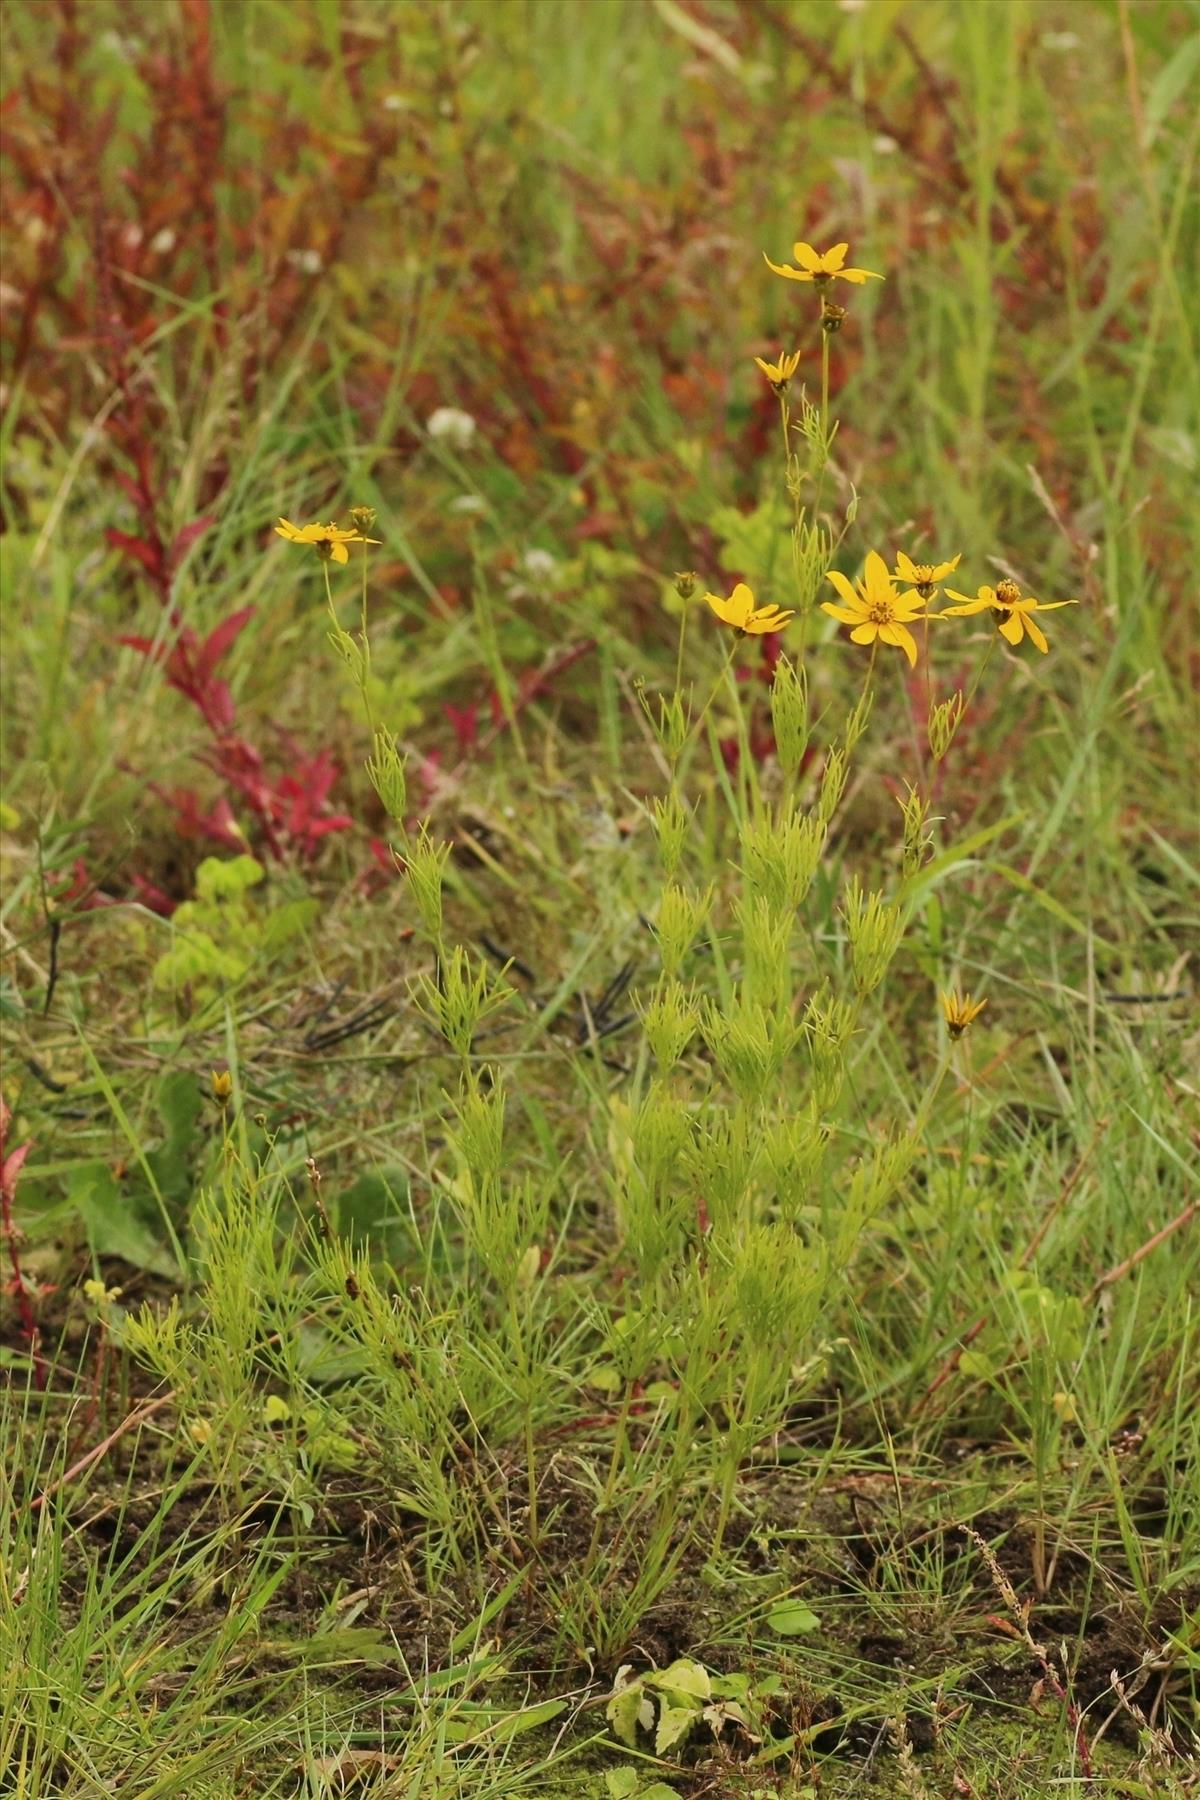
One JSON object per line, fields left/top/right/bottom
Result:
{"left": 31, "top": 1391, "right": 176, "bottom": 1512}
{"left": 1086, "top": 1197, "right": 1199, "bottom": 1305}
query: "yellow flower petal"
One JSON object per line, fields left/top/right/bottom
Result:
{"left": 942, "top": 594, "right": 993, "bottom": 615}
{"left": 331, "top": 541, "right": 349, "bottom": 564}
{"left": 823, "top": 242, "right": 849, "bottom": 270}
{"left": 821, "top": 601, "right": 865, "bottom": 625}
{"left": 728, "top": 582, "right": 756, "bottom": 623}
{"left": 849, "top": 622, "right": 878, "bottom": 645}
{"left": 1024, "top": 615, "right": 1050, "bottom": 653}
{"left": 705, "top": 590, "right": 740, "bottom": 627}
{"left": 744, "top": 607, "right": 794, "bottom": 635}
{"left": 862, "top": 549, "right": 894, "bottom": 596}
{"left": 825, "top": 569, "right": 862, "bottom": 609}
{"left": 838, "top": 267, "right": 884, "bottom": 283}
{"left": 894, "top": 550, "right": 919, "bottom": 583}
{"left": 891, "top": 593, "right": 929, "bottom": 619}
{"left": 998, "top": 612, "right": 1024, "bottom": 646}
{"left": 765, "top": 253, "right": 813, "bottom": 283}
{"left": 932, "top": 555, "right": 962, "bottom": 580}
{"left": 886, "top": 622, "right": 920, "bottom": 667}
{"left": 791, "top": 240, "right": 823, "bottom": 271}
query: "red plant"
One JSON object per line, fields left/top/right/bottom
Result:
{"left": 0, "top": 1099, "right": 40, "bottom": 1368}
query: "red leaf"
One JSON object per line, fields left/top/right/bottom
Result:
{"left": 1, "top": 1140, "right": 33, "bottom": 1205}
{"left": 105, "top": 528, "right": 163, "bottom": 576}
{"left": 111, "top": 470, "right": 146, "bottom": 510}
{"left": 130, "top": 875, "right": 177, "bottom": 917}
{"left": 197, "top": 605, "right": 255, "bottom": 678}
{"left": 117, "top": 633, "right": 162, "bottom": 661}
{"left": 444, "top": 701, "right": 479, "bottom": 755}
{"left": 170, "top": 514, "right": 216, "bottom": 568}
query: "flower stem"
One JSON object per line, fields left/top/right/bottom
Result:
{"left": 359, "top": 549, "right": 374, "bottom": 731}
{"left": 673, "top": 593, "right": 689, "bottom": 700}
{"left": 862, "top": 636, "right": 879, "bottom": 709}
{"left": 812, "top": 316, "right": 831, "bottom": 518}
{"left": 723, "top": 649, "right": 757, "bottom": 818}
{"left": 963, "top": 631, "right": 999, "bottom": 715}
{"left": 820, "top": 330, "right": 830, "bottom": 440}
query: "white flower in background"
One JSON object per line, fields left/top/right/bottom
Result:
{"left": 150, "top": 227, "right": 177, "bottom": 255}
{"left": 449, "top": 494, "right": 487, "bottom": 514}
{"left": 287, "top": 248, "right": 323, "bottom": 276}
{"left": 521, "top": 549, "right": 557, "bottom": 582}
{"left": 500, "top": 546, "right": 560, "bottom": 601}
{"left": 427, "top": 407, "right": 477, "bottom": 451}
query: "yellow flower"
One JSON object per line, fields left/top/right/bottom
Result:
{"left": 274, "top": 518, "right": 380, "bottom": 564}
{"left": 753, "top": 349, "right": 802, "bottom": 394}
{"left": 764, "top": 240, "right": 884, "bottom": 287}
{"left": 821, "top": 550, "right": 926, "bottom": 667}
{"left": 210, "top": 1068, "right": 233, "bottom": 1105}
{"left": 704, "top": 582, "right": 794, "bottom": 636}
{"left": 894, "top": 550, "right": 962, "bottom": 602}
{"left": 83, "top": 1277, "right": 122, "bottom": 1308}
{"left": 941, "top": 990, "right": 988, "bottom": 1038}
{"left": 938, "top": 577, "right": 1076, "bottom": 654}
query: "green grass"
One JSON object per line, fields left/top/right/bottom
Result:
{"left": 2, "top": 1, "right": 1198, "bottom": 1795}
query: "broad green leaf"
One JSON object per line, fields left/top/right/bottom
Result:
{"left": 655, "top": 1702, "right": 697, "bottom": 1756}
{"left": 650, "top": 1657, "right": 710, "bottom": 1701}
{"left": 606, "top": 1681, "right": 649, "bottom": 1747}
{"left": 766, "top": 1600, "right": 820, "bottom": 1636}
{"left": 68, "top": 1163, "right": 178, "bottom": 1277}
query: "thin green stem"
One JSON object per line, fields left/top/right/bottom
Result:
{"left": 812, "top": 325, "right": 831, "bottom": 517}
{"left": 583, "top": 1377, "right": 636, "bottom": 1569}
{"left": 820, "top": 330, "right": 830, "bottom": 441}
{"left": 723, "top": 649, "right": 757, "bottom": 821}
{"left": 962, "top": 630, "right": 1000, "bottom": 715}
{"left": 691, "top": 641, "right": 739, "bottom": 739}
{"left": 673, "top": 595, "right": 690, "bottom": 699}
{"left": 359, "top": 550, "right": 374, "bottom": 732}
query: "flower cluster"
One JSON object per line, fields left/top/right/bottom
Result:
{"left": 703, "top": 544, "right": 1075, "bottom": 663}
{"left": 821, "top": 555, "right": 1076, "bottom": 662}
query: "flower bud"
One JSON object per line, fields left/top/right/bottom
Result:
{"left": 928, "top": 691, "right": 966, "bottom": 763}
